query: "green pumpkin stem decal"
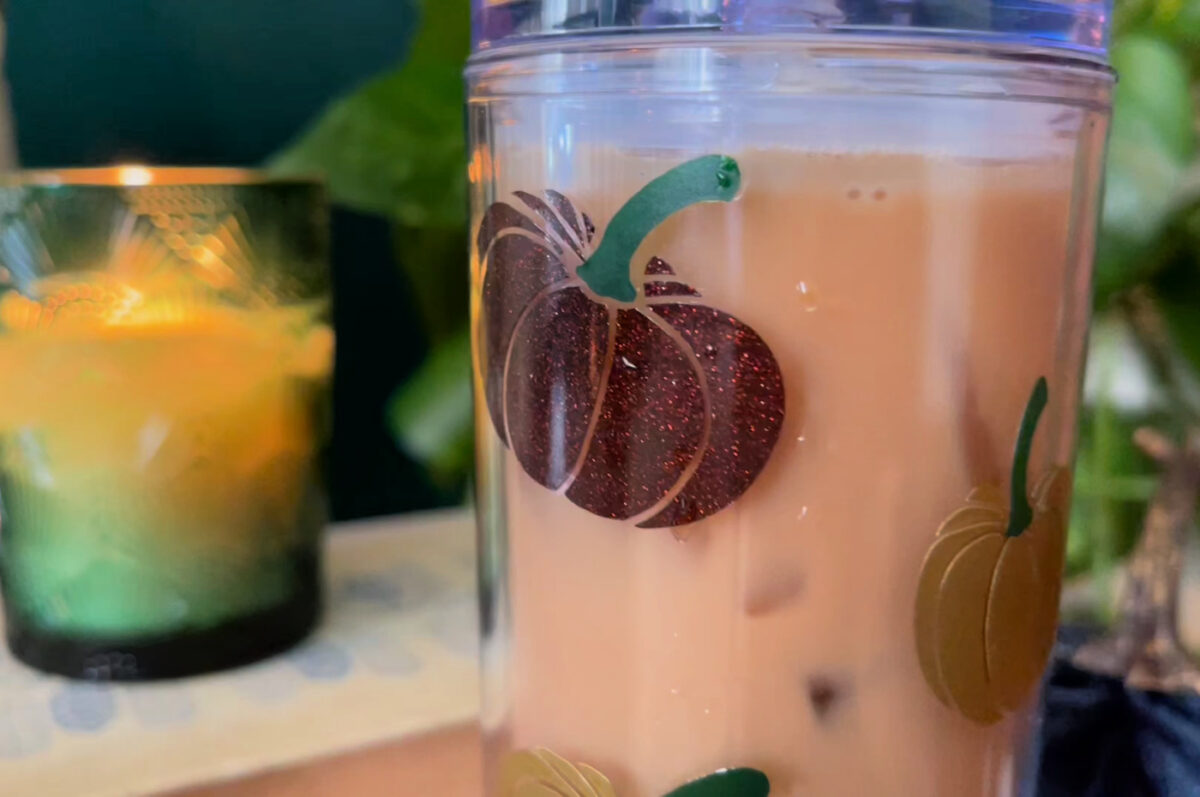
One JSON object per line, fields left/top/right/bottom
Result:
{"left": 915, "top": 377, "right": 1072, "bottom": 724}
{"left": 478, "top": 156, "right": 786, "bottom": 531}
{"left": 1005, "top": 377, "right": 1047, "bottom": 538}
{"left": 663, "top": 767, "right": 771, "bottom": 797}
{"left": 500, "top": 749, "right": 770, "bottom": 796}
{"left": 576, "top": 156, "right": 742, "bottom": 303}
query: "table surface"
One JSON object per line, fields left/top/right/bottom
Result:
{"left": 10, "top": 509, "right": 1200, "bottom": 796}
{"left": 178, "top": 724, "right": 483, "bottom": 797}
{"left": 0, "top": 510, "right": 480, "bottom": 797}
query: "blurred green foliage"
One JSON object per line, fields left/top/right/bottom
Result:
{"left": 386, "top": 327, "right": 475, "bottom": 492}
{"left": 270, "top": 1, "right": 467, "bottom": 234}
{"left": 271, "top": 1, "right": 1200, "bottom": 581}
{"left": 269, "top": 0, "right": 475, "bottom": 498}
{"left": 1067, "top": 0, "right": 1200, "bottom": 615}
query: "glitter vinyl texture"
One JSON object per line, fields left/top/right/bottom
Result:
{"left": 477, "top": 184, "right": 785, "bottom": 529}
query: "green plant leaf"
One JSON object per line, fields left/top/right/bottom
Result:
{"left": 1154, "top": 245, "right": 1200, "bottom": 380}
{"left": 1095, "top": 35, "right": 1195, "bottom": 301}
{"left": 662, "top": 768, "right": 771, "bottom": 797}
{"left": 267, "top": 0, "right": 468, "bottom": 229}
{"left": 387, "top": 326, "right": 473, "bottom": 491}
{"left": 1068, "top": 406, "right": 1158, "bottom": 585}
{"left": 269, "top": 0, "right": 471, "bottom": 343}
{"left": 1134, "top": 0, "right": 1200, "bottom": 69}
{"left": 1068, "top": 315, "right": 1165, "bottom": 586}
{"left": 393, "top": 223, "right": 469, "bottom": 345}
{"left": 1161, "top": 296, "right": 1200, "bottom": 379}
{"left": 1115, "top": 0, "right": 1158, "bottom": 35}
{"left": 1112, "top": 35, "right": 1194, "bottom": 161}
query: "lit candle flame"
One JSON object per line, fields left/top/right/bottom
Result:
{"left": 116, "top": 165, "right": 154, "bottom": 186}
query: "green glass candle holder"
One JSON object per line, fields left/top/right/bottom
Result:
{"left": 0, "top": 167, "right": 332, "bottom": 680}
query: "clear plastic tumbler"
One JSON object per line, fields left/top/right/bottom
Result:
{"left": 468, "top": 2, "right": 1113, "bottom": 794}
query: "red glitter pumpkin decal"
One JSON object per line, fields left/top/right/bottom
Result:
{"left": 476, "top": 155, "right": 786, "bottom": 529}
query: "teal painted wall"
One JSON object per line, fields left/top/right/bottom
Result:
{"left": 8, "top": 1, "right": 415, "bottom": 167}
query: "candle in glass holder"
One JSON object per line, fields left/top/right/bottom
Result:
{"left": 0, "top": 167, "right": 332, "bottom": 680}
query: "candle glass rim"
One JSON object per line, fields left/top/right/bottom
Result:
{"left": 2, "top": 166, "right": 321, "bottom": 188}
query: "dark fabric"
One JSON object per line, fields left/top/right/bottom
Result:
{"left": 1037, "top": 630, "right": 1200, "bottom": 797}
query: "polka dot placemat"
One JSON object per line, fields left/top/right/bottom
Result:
{"left": 0, "top": 510, "right": 480, "bottom": 796}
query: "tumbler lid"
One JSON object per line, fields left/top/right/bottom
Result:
{"left": 471, "top": 0, "right": 1110, "bottom": 61}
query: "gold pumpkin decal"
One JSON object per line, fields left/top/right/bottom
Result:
{"left": 915, "top": 377, "right": 1072, "bottom": 724}
{"left": 500, "top": 748, "right": 616, "bottom": 797}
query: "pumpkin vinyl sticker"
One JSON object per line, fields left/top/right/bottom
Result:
{"left": 500, "top": 748, "right": 616, "bottom": 797}
{"left": 915, "top": 377, "right": 1072, "bottom": 724}
{"left": 477, "top": 156, "right": 786, "bottom": 529}
{"left": 500, "top": 748, "right": 771, "bottom": 797}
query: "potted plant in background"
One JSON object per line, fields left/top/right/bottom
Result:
{"left": 270, "top": 0, "right": 473, "bottom": 504}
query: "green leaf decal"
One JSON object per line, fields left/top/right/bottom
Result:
{"left": 663, "top": 768, "right": 770, "bottom": 797}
